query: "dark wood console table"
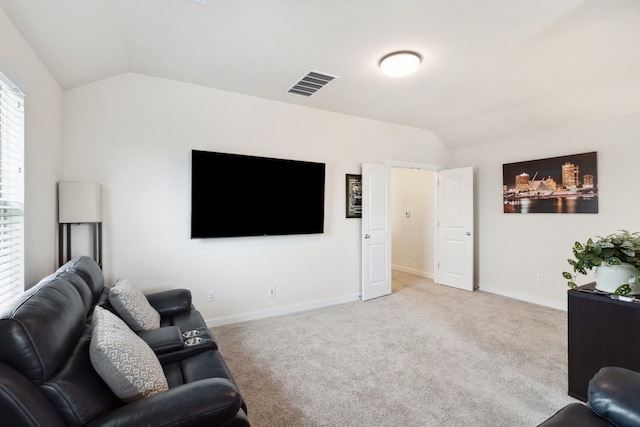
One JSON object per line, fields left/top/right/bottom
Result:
{"left": 568, "top": 283, "right": 640, "bottom": 401}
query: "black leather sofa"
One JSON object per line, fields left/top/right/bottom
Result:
{"left": 539, "top": 366, "right": 640, "bottom": 426}
{"left": 0, "top": 256, "right": 249, "bottom": 426}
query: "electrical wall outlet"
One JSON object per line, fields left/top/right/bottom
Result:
{"left": 207, "top": 289, "right": 216, "bottom": 302}
{"left": 536, "top": 274, "right": 544, "bottom": 284}
{"left": 268, "top": 287, "right": 276, "bottom": 297}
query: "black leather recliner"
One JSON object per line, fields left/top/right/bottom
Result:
{"left": 539, "top": 366, "right": 640, "bottom": 426}
{"left": 0, "top": 256, "right": 249, "bottom": 426}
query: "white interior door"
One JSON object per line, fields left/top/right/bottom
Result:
{"left": 437, "top": 167, "right": 474, "bottom": 291}
{"left": 361, "top": 163, "right": 392, "bottom": 301}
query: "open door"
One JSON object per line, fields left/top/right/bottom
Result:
{"left": 361, "top": 163, "right": 392, "bottom": 301}
{"left": 437, "top": 167, "right": 474, "bottom": 291}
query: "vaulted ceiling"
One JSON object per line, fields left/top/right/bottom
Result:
{"left": 1, "top": 0, "right": 639, "bottom": 149}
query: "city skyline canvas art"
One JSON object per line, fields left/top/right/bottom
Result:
{"left": 503, "top": 151, "right": 598, "bottom": 214}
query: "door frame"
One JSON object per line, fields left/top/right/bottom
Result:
{"left": 375, "top": 160, "right": 476, "bottom": 289}
{"left": 381, "top": 160, "right": 444, "bottom": 284}
{"left": 362, "top": 160, "right": 475, "bottom": 297}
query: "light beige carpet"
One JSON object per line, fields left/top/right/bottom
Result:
{"left": 213, "top": 271, "right": 577, "bottom": 426}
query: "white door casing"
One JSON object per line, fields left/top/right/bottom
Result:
{"left": 437, "top": 167, "right": 474, "bottom": 291}
{"left": 361, "top": 163, "right": 392, "bottom": 301}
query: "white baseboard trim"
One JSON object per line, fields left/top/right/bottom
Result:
{"left": 479, "top": 285, "right": 567, "bottom": 312}
{"left": 206, "top": 293, "right": 361, "bottom": 327}
{"left": 392, "top": 265, "right": 433, "bottom": 279}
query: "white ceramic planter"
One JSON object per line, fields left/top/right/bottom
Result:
{"left": 595, "top": 262, "right": 640, "bottom": 295}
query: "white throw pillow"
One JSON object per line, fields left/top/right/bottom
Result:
{"left": 90, "top": 306, "right": 169, "bottom": 402}
{"left": 109, "top": 278, "right": 160, "bottom": 331}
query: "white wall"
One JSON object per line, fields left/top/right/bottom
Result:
{"left": 391, "top": 168, "right": 435, "bottom": 277}
{"left": 0, "top": 7, "right": 64, "bottom": 286}
{"left": 449, "top": 113, "right": 640, "bottom": 310}
{"left": 63, "top": 73, "right": 449, "bottom": 325}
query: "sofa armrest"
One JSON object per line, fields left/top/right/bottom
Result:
{"left": 589, "top": 366, "right": 640, "bottom": 427}
{"left": 146, "top": 288, "right": 193, "bottom": 317}
{"left": 86, "top": 378, "right": 246, "bottom": 427}
{"left": 137, "top": 326, "right": 185, "bottom": 354}
{"left": 537, "top": 403, "right": 612, "bottom": 426}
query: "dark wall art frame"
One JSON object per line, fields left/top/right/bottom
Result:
{"left": 503, "top": 151, "right": 598, "bottom": 214}
{"left": 346, "top": 174, "right": 362, "bottom": 218}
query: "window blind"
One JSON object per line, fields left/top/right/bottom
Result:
{"left": 0, "top": 72, "right": 24, "bottom": 306}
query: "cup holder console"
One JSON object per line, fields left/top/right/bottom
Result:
{"left": 184, "top": 337, "right": 203, "bottom": 347}
{"left": 182, "top": 329, "right": 201, "bottom": 338}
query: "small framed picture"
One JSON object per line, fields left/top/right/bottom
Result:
{"left": 346, "top": 174, "right": 362, "bottom": 218}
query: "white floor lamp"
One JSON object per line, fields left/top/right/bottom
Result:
{"left": 58, "top": 181, "right": 103, "bottom": 268}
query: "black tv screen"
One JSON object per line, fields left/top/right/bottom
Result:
{"left": 191, "top": 150, "right": 326, "bottom": 238}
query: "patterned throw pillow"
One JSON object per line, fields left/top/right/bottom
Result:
{"left": 109, "top": 279, "right": 160, "bottom": 331}
{"left": 90, "top": 306, "right": 169, "bottom": 402}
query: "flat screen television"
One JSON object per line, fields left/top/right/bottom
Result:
{"left": 191, "top": 150, "right": 326, "bottom": 238}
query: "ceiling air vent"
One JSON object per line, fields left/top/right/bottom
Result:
{"left": 288, "top": 71, "right": 338, "bottom": 97}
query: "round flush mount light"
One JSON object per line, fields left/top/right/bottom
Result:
{"left": 379, "top": 51, "right": 422, "bottom": 77}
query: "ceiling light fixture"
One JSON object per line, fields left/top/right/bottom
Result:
{"left": 379, "top": 51, "right": 422, "bottom": 77}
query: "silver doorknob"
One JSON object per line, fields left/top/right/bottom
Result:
{"left": 466, "top": 231, "right": 471, "bottom": 236}
{"left": 364, "top": 234, "right": 371, "bottom": 239}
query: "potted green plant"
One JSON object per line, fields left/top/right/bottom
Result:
{"left": 563, "top": 230, "right": 640, "bottom": 295}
